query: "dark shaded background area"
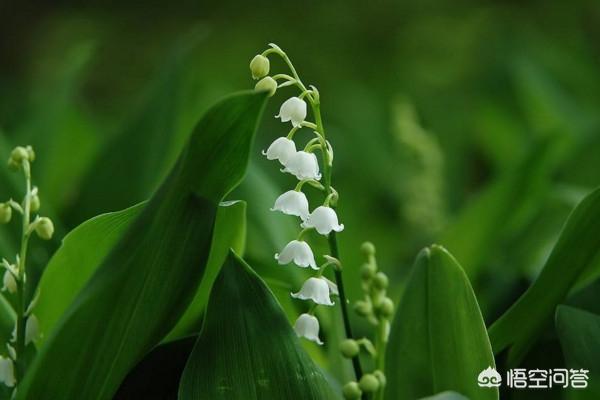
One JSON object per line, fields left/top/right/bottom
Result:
{"left": 0, "top": 1, "right": 599, "bottom": 396}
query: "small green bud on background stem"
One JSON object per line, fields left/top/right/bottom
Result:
{"left": 30, "top": 195, "right": 40, "bottom": 213}
{"left": 35, "top": 217, "right": 54, "bottom": 240}
{"left": 359, "top": 373, "right": 380, "bottom": 393}
{"left": 340, "top": 339, "right": 360, "bottom": 358}
{"left": 360, "top": 262, "right": 376, "bottom": 280}
{"left": 342, "top": 381, "right": 362, "bottom": 400}
{"left": 373, "top": 272, "right": 389, "bottom": 290}
{"left": 0, "top": 204, "right": 12, "bottom": 224}
{"left": 376, "top": 297, "right": 394, "bottom": 318}
{"left": 354, "top": 300, "right": 372, "bottom": 317}
{"left": 360, "top": 241, "right": 376, "bottom": 257}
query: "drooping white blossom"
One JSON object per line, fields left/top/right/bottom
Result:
{"left": 294, "top": 313, "right": 323, "bottom": 345}
{"left": 2, "top": 270, "right": 16, "bottom": 294}
{"left": 25, "top": 314, "right": 39, "bottom": 345}
{"left": 275, "top": 240, "right": 317, "bottom": 270}
{"left": 271, "top": 190, "right": 310, "bottom": 220}
{"left": 276, "top": 97, "right": 307, "bottom": 128}
{"left": 301, "top": 206, "right": 344, "bottom": 235}
{"left": 291, "top": 277, "right": 335, "bottom": 306}
{"left": 262, "top": 137, "right": 297, "bottom": 166}
{"left": 0, "top": 356, "right": 15, "bottom": 387}
{"left": 283, "top": 151, "right": 321, "bottom": 181}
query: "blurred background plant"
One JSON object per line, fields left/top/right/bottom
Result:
{"left": 1, "top": 1, "right": 599, "bottom": 398}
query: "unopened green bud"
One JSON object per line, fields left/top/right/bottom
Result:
{"left": 35, "top": 217, "right": 54, "bottom": 240}
{"left": 361, "top": 262, "right": 376, "bottom": 280}
{"left": 359, "top": 373, "right": 380, "bottom": 393}
{"left": 339, "top": 339, "right": 360, "bottom": 358}
{"left": 8, "top": 146, "right": 28, "bottom": 169}
{"left": 250, "top": 54, "right": 270, "bottom": 80}
{"left": 255, "top": 76, "right": 277, "bottom": 96}
{"left": 377, "top": 297, "right": 394, "bottom": 318}
{"left": 354, "top": 300, "right": 372, "bottom": 317}
{"left": 373, "top": 272, "right": 389, "bottom": 290}
{"left": 0, "top": 203, "right": 12, "bottom": 224}
{"left": 11, "top": 146, "right": 28, "bottom": 162}
{"left": 342, "top": 381, "right": 362, "bottom": 399}
{"left": 25, "top": 146, "right": 35, "bottom": 162}
{"left": 361, "top": 241, "right": 376, "bottom": 256}
{"left": 30, "top": 194, "right": 40, "bottom": 213}
{"left": 373, "top": 370, "right": 387, "bottom": 387}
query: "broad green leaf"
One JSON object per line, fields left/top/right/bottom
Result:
{"left": 166, "top": 200, "right": 246, "bottom": 341}
{"left": 35, "top": 202, "right": 144, "bottom": 341}
{"left": 35, "top": 199, "right": 245, "bottom": 345}
{"left": 555, "top": 306, "right": 600, "bottom": 399}
{"left": 489, "top": 187, "right": 600, "bottom": 364}
{"left": 18, "top": 91, "right": 267, "bottom": 400}
{"left": 385, "top": 245, "right": 497, "bottom": 400}
{"left": 178, "top": 251, "right": 341, "bottom": 400}
{"left": 115, "top": 336, "right": 196, "bottom": 399}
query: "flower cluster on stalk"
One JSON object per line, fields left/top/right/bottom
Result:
{"left": 0, "top": 146, "right": 54, "bottom": 392}
{"left": 250, "top": 44, "right": 344, "bottom": 346}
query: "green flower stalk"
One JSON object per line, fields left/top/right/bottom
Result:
{"left": 343, "top": 242, "right": 393, "bottom": 400}
{"left": 0, "top": 145, "right": 54, "bottom": 394}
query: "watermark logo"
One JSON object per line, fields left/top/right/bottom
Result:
{"left": 478, "top": 367, "right": 589, "bottom": 389}
{"left": 478, "top": 366, "right": 502, "bottom": 387}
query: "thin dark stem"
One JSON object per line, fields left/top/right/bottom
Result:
{"left": 329, "top": 232, "right": 363, "bottom": 380}
{"left": 311, "top": 101, "right": 365, "bottom": 384}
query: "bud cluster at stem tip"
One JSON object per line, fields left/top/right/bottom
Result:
{"left": 0, "top": 145, "right": 52, "bottom": 392}
{"left": 7, "top": 146, "right": 34, "bottom": 171}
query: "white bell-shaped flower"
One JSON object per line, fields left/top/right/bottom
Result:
{"left": 0, "top": 356, "right": 15, "bottom": 387}
{"left": 262, "top": 137, "right": 297, "bottom": 166}
{"left": 25, "top": 314, "right": 39, "bottom": 345}
{"left": 283, "top": 151, "right": 321, "bottom": 181}
{"left": 301, "top": 206, "right": 344, "bottom": 235}
{"left": 294, "top": 313, "right": 323, "bottom": 345}
{"left": 275, "top": 240, "right": 317, "bottom": 270}
{"left": 276, "top": 97, "right": 307, "bottom": 128}
{"left": 271, "top": 190, "right": 310, "bottom": 220}
{"left": 291, "top": 277, "right": 334, "bottom": 306}
{"left": 2, "top": 270, "right": 16, "bottom": 294}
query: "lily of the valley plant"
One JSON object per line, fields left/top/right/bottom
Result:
{"left": 250, "top": 44, "right": 395, "bottom": 400}
{"left": 0, "top": 146, "right": 54, "bottom": 395}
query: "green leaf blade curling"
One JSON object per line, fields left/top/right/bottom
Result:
{"left": 18, "top": 91, "right": 267, "bottom": 400}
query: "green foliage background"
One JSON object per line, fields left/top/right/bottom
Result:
{"left": 1, "top": 1, "right": 599, "bottom": 399}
